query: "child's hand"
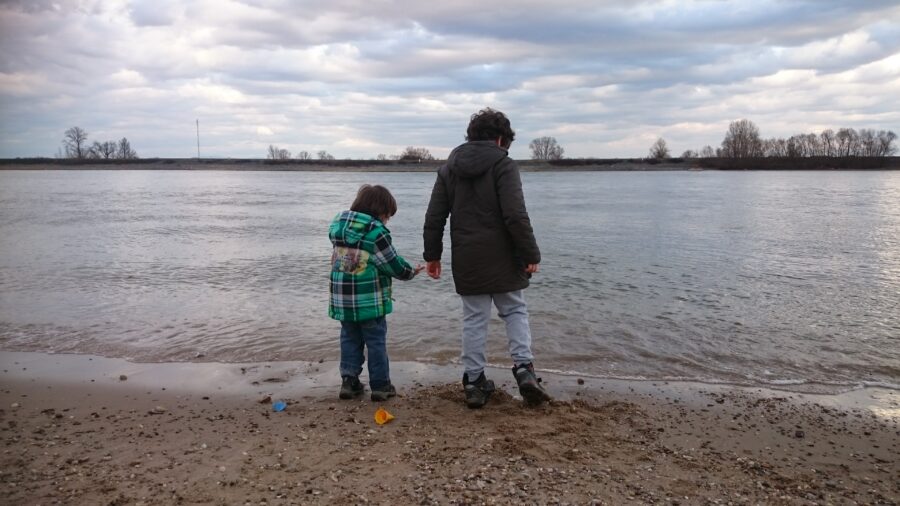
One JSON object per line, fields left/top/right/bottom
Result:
{"left": 413, "top": 264, "right": 426, "bottom": 276}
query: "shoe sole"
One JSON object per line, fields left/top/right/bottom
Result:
{"left": 519, "top": 383, "right": 551, "bottom": 405}
{"left": 465, "top": 380, "right": 495, "bottom": 409}
{"left": 339, "top": 390, "right": 363, "bottom": 400}
{"left": 465, "top": 392, "right": 490, "bottom": 409}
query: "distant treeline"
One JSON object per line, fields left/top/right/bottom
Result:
{"left": 0, "top": 157, "right": 440, "bottom": 172}
{"left": 5, "top": 156, "right": 898, "bottom": 171}
{"left": 0, "top": 157, "right": 409, "bottom": 166}
{"left": 22, "top": 120, "right": 898, "bottom": 170}
{"left": 678, "top": 120, "right": 896, "bottom": 160}
{"left": 545, "top": 157, "right": 900, "bottom": 170}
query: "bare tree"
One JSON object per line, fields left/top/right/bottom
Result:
{"left": 267, "top": 145, "right": 291, "bottom": 160}
{"left": 117, "top": 137, "right": 137, "bottom": 159}
{"left": 757, "top": 127, "right": 894, "bottom": 158}
{"left": 763, "top": 138, "right": 788, "bottom": 157}
{"left": 375, "top": 153, "right": 388, "bottom": 161}
{"left": 835, "top": 128, "right": 858, "bottom": 157}
{"left": 720, "top": 119, "right": 762, "bottom": 158}
{"left": 785, "top": 134, "right": 821, "bottom": 158}
{"left": 63, "top": 126, "right": 89, "bottom": 159}
{"left": 317, "top": 150, "right": 335, "bottom": 160}
{"left": 648, "top": 138, "right": 669, "bottom": 159}
{"left": 785, "top": 135, "right": 805, "bottom": 157}
{"left": 529, "top": 136, "right": 564, "bottom": 160}
{"left": 681, "top": 149, "right": 697, "bottom": 159}
{"left": 831, "top": 128, "right": 896, "bottom": 157}
{"left": 90, "top": 140, "right": 118, "bottom": 159}
{"left": 877, "top": 130, "right": 897, "bottom": 156}
{"left": 399, "top": 146, "right": 434, "bottom": 161}
{"left": 819, "top": 129, "right": 836, "bottom": 157}
{"left": 806, "top": 133, "right": 822, "bottom": 156}
{"left": 700, "top": 145, "right": 715, "bottom": 158}
{"left": 296, "top": 150, "right": 311, "bottom": 160}
{"left": 858, "top": 129, "right": 878, "bottom": 157}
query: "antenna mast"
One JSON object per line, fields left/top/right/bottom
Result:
{"left": 196, "top": 119, "right": 201, "bottom": 158}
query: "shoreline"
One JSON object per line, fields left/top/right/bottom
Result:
{"left": 2, "top": 157, "right": 899, "bottom": 172}
{"left": 2, "top": 351, "right": 897, "bottom": 504}
{"left": 1, "top": 351, "right": 897, "bottom": 412}
{"left": 0, "top": 160, "right": 689, "bottom": 172}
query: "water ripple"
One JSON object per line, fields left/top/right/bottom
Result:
{"left": 1, "top": 169, "right": 899, "bottom": 393}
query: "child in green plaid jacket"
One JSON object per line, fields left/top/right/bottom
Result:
{"left": 329, "top": 184, "right": 424, "bottom": 401}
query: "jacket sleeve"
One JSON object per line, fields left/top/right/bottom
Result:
{"left": 371, "top": 230, "right": 417, "bottom": 280}
{"left": 423, "top": 170, "right": 450, "bottom": 262}
{"left": 495, "top": 159, "right": 541, "bottom": 264}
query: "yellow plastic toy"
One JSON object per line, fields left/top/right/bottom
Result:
{"left": 374, "top": 407, "right": 395, "bottom": 425}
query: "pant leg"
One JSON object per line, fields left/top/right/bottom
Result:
{"left": 493, "top": 290, "right": 534, "bottom": 366}
{"left": 360, "top": 317, "right": 390, "bottom": 389}
{"left": 339, "top": 321, "right": 365, "bottom": 378}
{"left": 461, "top": 294, "right": 493, "bottom": 383}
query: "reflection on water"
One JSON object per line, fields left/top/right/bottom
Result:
{"left": 1, "top": 169, "right": 898, "bottom": 393}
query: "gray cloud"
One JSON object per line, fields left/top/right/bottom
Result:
{"left": 129, "top": 0, "right": 183, "bottom": 27}
{"left": 0, "top": 0, "right": 897, "bottom": 158}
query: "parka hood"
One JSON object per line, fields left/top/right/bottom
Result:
{"left": 447, "top": 141, "right": 508, "bottom": 178}
{"left": 329, "top": 210, "right": 380, "bottom": 246}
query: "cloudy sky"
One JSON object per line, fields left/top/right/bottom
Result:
{"left": 1, "top": 0, "right": 898, "bottom": 159}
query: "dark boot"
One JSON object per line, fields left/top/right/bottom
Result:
{"left": 463, "top": 372, "right": 495, "bottom": 409}
{"left": 370, "top": 383, "right": 397, "bottom": 402}
{"left": 513, "top": 363, "right": 551, "bottom": 405}
{"left": 339, "top": 376, "right": 364, "bottom": 399}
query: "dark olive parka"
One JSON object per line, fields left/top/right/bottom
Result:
{"left": 423, "top": 141, "right": 540, "bottom": 295}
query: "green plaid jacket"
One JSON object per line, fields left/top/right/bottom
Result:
{"left": 328, "top": 210, "right": 417, "bottom": 322}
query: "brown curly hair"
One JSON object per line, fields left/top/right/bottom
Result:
{"left": 466, "top": 108, "right": 516, "bottom": 148}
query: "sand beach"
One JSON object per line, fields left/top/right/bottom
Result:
{"left": 1, "top": 352, "right": 897, "bottom": 505}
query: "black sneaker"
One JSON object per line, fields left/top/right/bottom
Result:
{"left": 513, "top": 363, "right": 551, "bottom": 406}
{"left": 370, "top": 383, "right": 397, "bottom": 402}
{"left": 339, "top": 376, "right": 364, "bottom": 399}
{"left": 463, "top": 372, "right": 495, "bottom": 409}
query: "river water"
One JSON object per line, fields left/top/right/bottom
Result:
{"left": 1, "top": 169, "right": 898, "bottom": 393}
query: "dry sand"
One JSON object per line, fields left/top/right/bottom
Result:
{"left": 1, "top": 352, "right": 897, "bottom": 505}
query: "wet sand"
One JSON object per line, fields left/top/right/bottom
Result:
{"left": 1, "top": 352, "right": 897, "bottom": 505}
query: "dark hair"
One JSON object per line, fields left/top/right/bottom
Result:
{"left": 350, "top": 184, "right": 397, "bottom": 219}
{"left": 466, "top": 108, "right": 515, "bottom": 148}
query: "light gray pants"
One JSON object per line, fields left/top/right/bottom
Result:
{"left": 461, "top": 289, "right": 534, "bottom": 383}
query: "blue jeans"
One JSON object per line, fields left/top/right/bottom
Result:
{"left": 461, "top": 290, "right": 534, "bottom": 383}
{"left": 339, "top": 317, "right": 390, "bottom": 390}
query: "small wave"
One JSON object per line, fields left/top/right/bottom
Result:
{"left": 859, "top": 380, "right": 900, "bottom": 390}
{"left": 766, "top": 378, "right": 810, "bottom": 385}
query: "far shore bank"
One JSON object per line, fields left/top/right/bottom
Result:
{"left": 2, "top": 156, "right": 898, "bottom": 172}
{"left": 1, "top": 351, "right": 897, "bottom": 504}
